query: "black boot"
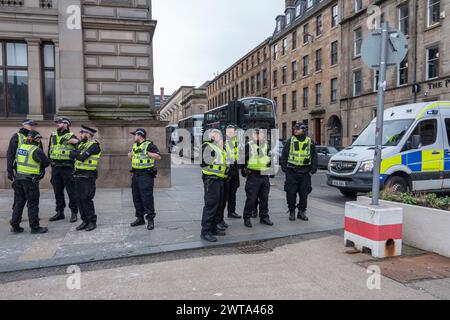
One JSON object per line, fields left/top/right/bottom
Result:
{"left": 201, "top": 233, "right": 218, "bottom": 243}
{"left": 76, "top": 221, "right": 88, "bottom": 231}
{"left": 244, "top": 219, "right": 253, "bottom": 228}
{"left": 216, "top": 223, "right": 226, "bottom": 231}
{"left": 31, "top": 227, "right": 48, "bottom": 234}
{"left": 260, "top": 217, "right": 274, "bottom": 226}
{"left": 228, "top": 212, "right": 241, "bottom": 219}
{"left": 11, "top": 226, "right": 24, "bottom": 234}
{"left": 130, "top": 217, "right": 145, "bottom": 227}
{"left": 298, "top": 210, "right": 309, "bottom": 221}
{"left": 49, "top": 211, "right": 65, "bottom": 222}
{"left": 251, "top": 211, "right": 258, "bottom": 219}
{"left": 212, "top": 229, "right": 226, "bottom": 236}
{"left": 217, "top": 220, "right": 229, "bottom": 229}
{"left": 147, "top": 219, "right": 155, "bottom": 230}
{"left": 289, "top": 211, "right": 296, "bottom": 221}
{"left": 85, "top": 222, "right": 97, "bottom": 232}
{"left": 70, "top": 212, "right": 78, "bottom": 223}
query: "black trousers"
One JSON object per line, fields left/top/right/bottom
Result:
{"left": 285, "top": 171, "right": 312, "bottom": 212}
{"left": 51, "top": 166, "right": 78, "bottom": 214}
{"left": 220, "top": 170, "right": 240, "bottom": 220}
{"left": 11, "top": 180, "right": 41, "bottom": 229}
{"left": 243, "top": 174, "right": 270, "bottom": 220}
{"left": 132, "top": 173, "right": 156, "bottom": 221}
{"left": 201, "top": 175, "right": 224, "bottom": 236}
{"left": 74, "top": 176, "right": 97, "bottom": 224}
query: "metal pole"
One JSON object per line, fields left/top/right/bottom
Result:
{"left": 371, "top": 22, "right": 389, "bottom": 206}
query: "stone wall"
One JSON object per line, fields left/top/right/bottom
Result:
{"left": 0, "top": 120, "right": 171, "bottom": 189}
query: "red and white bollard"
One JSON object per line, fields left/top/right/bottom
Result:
{"left": 344, "top": 201, "right": 403, "bottom": 258}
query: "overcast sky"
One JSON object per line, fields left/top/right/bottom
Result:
{"left": 152, "top": 0, "right": 285, "bottom": 95}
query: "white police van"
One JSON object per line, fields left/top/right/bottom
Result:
{"left": 327, "top": 101, "right": 450, "bottom": 197}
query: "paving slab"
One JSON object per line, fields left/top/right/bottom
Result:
{"left": 0, "top": 166, "right": 345, "bottom": 273}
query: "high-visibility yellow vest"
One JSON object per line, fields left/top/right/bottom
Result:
{"left": 226, "top": 136, "right": 239, "bottom": 162}
{"left": 288, "top": 136, "right": 312, "bottom": 166}
{"left": 131, "top": 141, "right": 155, "bottom": 170}
{"left": 74, "top": 141, "right": 101, "bottom": 171}
{"left": 16, "top": 144, "right": 40, "bottom": 175}
{"left": 17, "top": 132, "right": 26, "bottom": 148}
{"left": 49, "top": 131, "right": 76, "bottom": 161}
{"left": 202, "top": 142, "right": 227, "bottom": 179}
{"left": 247, "top": 142, "right": 271, "bottom": 172}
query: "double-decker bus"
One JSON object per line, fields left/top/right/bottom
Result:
{"left": 177, "top": 114, "right": 204, "bottom": 159}
{"left": 203, "top": 97, "right": 277, "bottom": 132}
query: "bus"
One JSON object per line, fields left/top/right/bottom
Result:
{"left": 165, "top": 124, "right": 178, "bottom": 153}
{"left": 177, "top": 114, "right": 204, "bottom": 159}
{"left": 203, "top": 97, "right": 277, "bottom": 132}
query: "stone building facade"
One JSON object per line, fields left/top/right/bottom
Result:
{"left": 159, "top": 85, "right": 207, "bottom": 124}
{"left": 207, "top": 38, "right": 272, "bottom": 110}
{"left": 0, "top": 0, "right": 171, "bottom": 188}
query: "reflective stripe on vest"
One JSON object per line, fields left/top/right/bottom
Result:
{"left": 17, "top": 133, "right": 26, "bottom": 148}
{"left": 226, "top": 137, "right": 239, "bottom": 162}
{"left": 49, "top": 131, "right": 75, "bottom": 161}
{"left": 131, "top": 141, "right": 155, "bottom": 169}
{"left": 75, "top": 141, "right": 101, "bottom": 171}
{"left": 16, "top": 144, "right": 40, "bottom": 175}
{"left": 202, "top": 142, "right": 227, "bottom": 179}
{"left": 288, "top": 136, "right": 311, "bottom": 166}
{"left": 247, "top": 142, "right": 271, "bottom": 172}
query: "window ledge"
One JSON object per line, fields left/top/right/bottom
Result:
{"left": 425, "top": 23, "right": 441, "bottom": 32}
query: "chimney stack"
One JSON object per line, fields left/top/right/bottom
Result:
{"left": 160, "top": 87, "right": 165, "bottom": 103}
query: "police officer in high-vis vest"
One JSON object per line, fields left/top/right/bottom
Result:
{"left": 128, "top": 128, "right": 161, "bottom": 231}
{"left": 48, "top": 118, "right": 80, "bottom": 223}
{"left": 242, "top": 129, "right": 274, "bottom": 228}
{"left": 280, "top": 123, "right": 318, "bottom": 222}
{"left": 200, "top": 129, "right": 229, "bottom": 243}
{"left": 70, "top": 126, "right": 101, "bottom": 232}
{"left": 10, "top": 130, "right": 51, "bottom": 234}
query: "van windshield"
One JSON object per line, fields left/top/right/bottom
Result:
{"left": 353, "top": 119, "right": 414, "bottom": 147}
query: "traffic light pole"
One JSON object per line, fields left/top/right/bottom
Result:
{"left": 371, "top": 22, "right": 389, "bottom": 206}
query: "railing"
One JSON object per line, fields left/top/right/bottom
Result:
{"left": 39, "top": 0, "right": 52, "bottom": 8}
{"left": 0, "top": 0, "right": 25, "bottom": 6}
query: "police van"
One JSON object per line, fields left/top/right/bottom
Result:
{"left": 327, "top": 101, "right": 450, "bottom": 197}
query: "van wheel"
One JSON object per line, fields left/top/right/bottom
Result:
{"left": 340, "top": 190, "right": 357, "bottom": 197}
{"left": 385, "top": 176, "right": 409, "bottom": 193}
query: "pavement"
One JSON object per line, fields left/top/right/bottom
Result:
{"left": 0, "top": 234, "right": 443, "bottom": 300}
{"left": 0, "top": 160, "right": 346, "bottom": 273}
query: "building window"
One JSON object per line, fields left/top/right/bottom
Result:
{"left": 40, "top": 0, "right": 53, "bottom": 8}
{"left": 315, "top": 83, "right": 322, "bottom": 106}
{"left": 273, "top": 70, "right": 278, "bottom": 87}
{"left": 42, "top": 43, "right": 55, "bottom": 118}
{"left": 303, "top": 55, "right": 309, "bottom": 76}
{"left": 331, "top": 4, "right": 339, "bottom": 28}
{"left": 428, "top": 0, "right": 441, "bottom": 27}
{"left": 282, "top": 66, "right": 287, "bottom": 84}
{"left": 292, "top": 30, "right": 297, "bottom": 50}
{"left": 355, "top": 0, "right": 362, "bottom": 13}
{"left": 331, "top": 78, "right": 338, "bottom": 103}
{"left": 0, "top": 41, "right": 29, "bottom": 117}
{"left": 264, "top": 47, "right": 268, "bottom": 60}
{"left": 303, "top": 87, "right": 309, "bottom": 109}
{"left": 303, "top": 23, "right": 310, "bottom": 44}
{"left": 282, "top": 122, "right": 287, "bottom": 140}
{"left": 315, "top": 49, "right": 322, "bottom": 72}
{"left": 398, "top": 57, "right": 409, "bottom": 86}
{"left": 257, "top": 51, "right": 261, "bottom": 64}
{"left": 291, "top": 61, "right": 298, "bottom": 81}
{"left": 263, "top": 69, "right": 268, "bottom": 88}
{"left": 282, "top": 38, "right": 287, "bottom": 56}
{"left": 331, "top": 41, "right": 338, "bottom": 65}
{"left": 307, "top": 0, "right": 313, "bottom": 10}
{"left": 354, "top": 27, "right": 362, "bottom": 56}
{"left": 282, "top": 94, "right": 287, "bottom": 113}
{"left": 316, "top": 15, "right": 323, "bottom": 36}
{"left": 273, "top": 43, "right": 278, "bottom": 60}
{"left": 399, "top": 4, "right": 409, "bottom": 35}
{"left": 256, "top": 72, "right": 261, "bottom": 91}
{"left": 251, "top": 76, "right": 255, "bottom": 94}
{"left": 241, "top": 81, "right": 244, "bottom": 97}
{"left": 353, "top": 69, "right": 362, "bottom": 96}
{"left": 292, "top": 90, "right": 297, "bottom": 111}
{"left": 245, "top": 79, "right": 250, "bottom": 95}
{"left": 251, "top": 55, "right": 254, "bottom": 68}
{"left": 426, "top": 46, "right": 439, "bottom": 80}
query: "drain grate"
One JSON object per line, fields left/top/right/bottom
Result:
{"left": 236, "top": 245, "right": 272, "bottom": 255}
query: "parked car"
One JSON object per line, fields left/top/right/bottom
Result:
{"left": 316, "top": 146, "right": 339, "bottom": 169}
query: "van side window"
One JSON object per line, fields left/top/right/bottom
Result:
{"left": 411, "top": 119, "right": 437, "bottom": 147}
{"left": 445, "top": 119, "right": 450, "bottom": 145}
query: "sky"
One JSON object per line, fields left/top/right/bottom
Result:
{"left": 152, "top": 0, "right": 285, "bottom": 95}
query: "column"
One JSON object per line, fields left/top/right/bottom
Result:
{"left": 26, "top": 38, "right": 44, "bottom": 121}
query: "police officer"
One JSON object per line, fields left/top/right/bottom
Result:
{"left": 242, "top": 129, "right": 274, "bottom": 228}
{"left": 70, "top": 126, "right": 101, "bottom": 232}
{"left": 10, "top": 131, "right": 51, "bottom": 234}
{"left": 218, "top": 124, "right": 242, "bottom": 228}
{"left": 129, "top": 128, "right": 161, "bottom": 231}
{"left": 280, "top": 123, "right": 318, "bottom": 222}
{"left": 200, "top": 129, "right": 228, "bottom": 242}
{"left": 48, "top": 118, "right": 79, "bottom": 223}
